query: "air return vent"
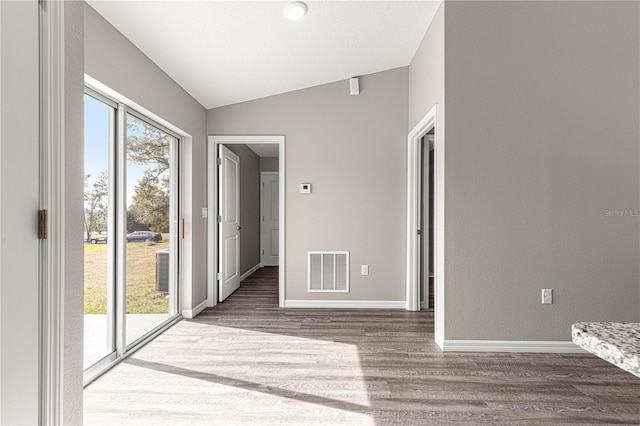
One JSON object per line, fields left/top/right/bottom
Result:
{"left": 308, "top": 251, "right": 349, "bottom": 292}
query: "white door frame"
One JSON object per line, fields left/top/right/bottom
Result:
{"left": 406, "top": 104, "right": 444, "bottom": 348}
{"left": 208, "top": 136, "right": 286, "bottom": 308}
{"left": 39, "top": 0, "right": 65, "bottom": 423}
{"left": 260, "top": 172, "right": 279, "bottom": 267}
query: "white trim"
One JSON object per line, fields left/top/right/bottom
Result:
{"left": 115, "top": 103, "right": 127, "bottom": 356}
{"left": 441, "top": 340, "right": 587, "bottom": 353}
{"left": 406, "top": 105, "right": 437, "bottom": 311}
{"left": 240, "top": 263, "right": 261, "bottom": 282}
{"left": 284, "top": 300, "right": 405, "bottom": 309}
{"left": 39, "top": 1, "right": 65, "bottom": 423}
{"left": 0, "top": 0, "right": 2, "bottom": 414}
{"left": 182, "top": 300, "right": 208, "bottom": 319}
{"left": 407, "top": 105, "right": 445, "bottom": 343}
{"left": 208, "top": 135, "right": 286, "bottom": 308}
{"left": 435, "top": 332, "right": 445, "bottom": 350}
{"left": 207, "top": 142, "right": 215, "bottom": 307}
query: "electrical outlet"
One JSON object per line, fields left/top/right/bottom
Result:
{"left": 361, "top": 265, "right": 369, "bottom": 276}
{"left": 542, "top": 289, "right": 553, "bottom": 305}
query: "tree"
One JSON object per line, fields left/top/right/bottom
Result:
{"left": 84, "top": 171, "right": 108, "bottom": 240}
{"left": 126, "top": 115, "right": 172, "bottom": 233}
{"left": 127, "top": 115, "right": 170, "bottom": 177}
{"left": 128, "top": 170, "right": 169, "bottom": 233}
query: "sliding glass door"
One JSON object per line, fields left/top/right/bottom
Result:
{"left": 83, "top": 90, "right": 181, "bottom": 379}
{"left": 83, "top": 93, "right": 116, "bottom": 369}
{"left": 125, "top": 113, "right": 179, "bottom": 346}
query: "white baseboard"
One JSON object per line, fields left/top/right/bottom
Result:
{"left": 240, "top": 263, "right": 261, "bottom": 282}
{"left": 441, "top": 339, "right": 587, "bottom": 353}
{"left": 435, "top": 332, "right": 445, "bottom": 350}
{"left": 182, "top": 299, "right": 209, "bottom": 319}
{"left": 284, "top": 300, "right": 405, "bottom": 309}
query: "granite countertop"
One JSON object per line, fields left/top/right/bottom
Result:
{"left": 572, "top": 322, "right": 640, "bottom": 378}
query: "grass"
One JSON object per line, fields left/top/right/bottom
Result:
{"left": 84, "top": 237, "right": 170, "bottom": 314}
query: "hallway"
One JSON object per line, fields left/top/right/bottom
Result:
{"left": 84, "top": 267, "right": 640, "bottom": 424}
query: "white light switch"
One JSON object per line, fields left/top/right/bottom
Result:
{"left": 202, "top": 207, "right": 208, "bottom": 218}
{"left": 361, "top": 265, "right": 369, "bottom": 276}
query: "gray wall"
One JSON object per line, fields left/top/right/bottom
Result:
{"left": 64, "top": 2, "right": 85, "bottom": 423}
{"left": 408, "top": 2, "right": 445, "bottom": 338}
{"left": 225, "top": 144, "right": 261, "bottom": 276}
{"left": 408, "top": 2, "right": 444, "bottom": 131}
{"left": 0, "top": 1, "right": 40, "bottom": 422}
{"left": 260, "top": 157, "right": 279, "bottom": 172}
{"left": 209, "top": 67, "right": 409, "bottom": 301}
{"left": 444, "top": 1, "right": 640, "bottom": 340}
{"left": 84, "top": 4, "right": 209, "bottom": 310}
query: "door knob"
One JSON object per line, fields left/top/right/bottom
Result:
{"left": 237, "top": 226, "right": 242, "bottom": 230}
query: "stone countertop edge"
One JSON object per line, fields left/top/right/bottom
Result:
{"left": 572, "top": 322, "right": 640, "bottom": 379}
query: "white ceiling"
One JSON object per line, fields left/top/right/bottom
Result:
{"left": 246, "top": 143, "right": 279, "bottom": 157}
{"left": 87, "top": 1, "right": 441, "bottom": 110}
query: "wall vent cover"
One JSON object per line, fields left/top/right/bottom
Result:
{"left": 308, "top": 251, "right": 349, "bottom": 292}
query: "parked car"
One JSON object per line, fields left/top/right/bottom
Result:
{"left": 126, "top": 231, "right": 162, "bottom": 242}
{"left": 87, "top": 236, "right": 107, "bottom": 245}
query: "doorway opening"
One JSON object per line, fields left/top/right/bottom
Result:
{"left": 406, "top": 104, "right": 444, "bottom": 347}
{"left": 83, "top": 84, "right": 183, "bottom": 385}
{"left": 208, "top": 136, "right": 285, "bottom": 308}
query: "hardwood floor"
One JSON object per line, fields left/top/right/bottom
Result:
{"left": 84, "top": 267, "right": 640, "bottom": 425}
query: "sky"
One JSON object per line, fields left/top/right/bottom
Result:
{"left": 84, "top": 94, "right": 165, "bottom": 209}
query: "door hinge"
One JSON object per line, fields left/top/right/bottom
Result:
{"left": 217, "top": 272, "right": 221, "bottom": 281}
{"left": 217, "top": 215, "right": 222, "bottom": 223}
{"left": 217, "top": 158, "right": 222, "bottom": 166}
{"left": 38, "top": 210, "right": 48, "bottom": 240}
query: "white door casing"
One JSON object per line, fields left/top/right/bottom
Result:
{"left": 218, "top": 145, "right": 241, "bottom": 302}
{"left": 407, "top": 104, "right": 443, "bottom": 348}
{"left": 207, "top": 135, "right": 286, "bottom": 308}
{"left": 261, "top": 172, "right": 279, "bottom": 266}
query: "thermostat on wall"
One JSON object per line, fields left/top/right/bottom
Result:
{"left": 300, "top": 183, "right": 312, "bottom": 194}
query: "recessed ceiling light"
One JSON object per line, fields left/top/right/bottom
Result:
{"left": 284, "top": 2, "right": 308, "bottom": 21}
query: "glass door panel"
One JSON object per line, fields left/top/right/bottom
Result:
{"left": 125, "top": 113, "right": 178, "bottom": 346}
{"left": 83, "top": 93, "right": 116, "bottom": 369}
{"left": 83, "top": 87, "right": 181, "bottom": 381}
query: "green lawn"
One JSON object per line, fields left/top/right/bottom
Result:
{"left": 84, "top": 238, "right": 170, "bottom": 314}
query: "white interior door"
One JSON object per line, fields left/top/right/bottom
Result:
{"left": 218, "top": 145, "right": 241, "bottom": 302}
{"left": 261, "top": 172, "right": 279, "bottom": 266}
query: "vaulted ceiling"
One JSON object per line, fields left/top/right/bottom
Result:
{"left": 87, "top": 1, "right": 441, "bottom": 109}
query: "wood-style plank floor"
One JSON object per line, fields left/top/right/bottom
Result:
{"left": 84, "top": 267, "right": 640, "bottom": 425}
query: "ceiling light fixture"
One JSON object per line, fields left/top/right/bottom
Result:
{"left": 284, "top": 1, "right": 308, "bottom": 21}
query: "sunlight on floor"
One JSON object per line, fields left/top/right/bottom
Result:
{"left": 84, "top": 313, "right": 170, "bottom": 368}
{"left": 84, "top": 322, "right": 375, "bottom": 425}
